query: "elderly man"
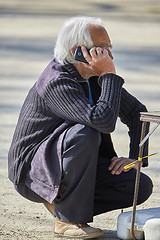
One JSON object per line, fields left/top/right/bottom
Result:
{"left": 8, "top": 16, "right": 153, "bottom": 239}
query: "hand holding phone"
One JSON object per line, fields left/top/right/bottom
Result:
{"left": 74, "top": 46, "right": 116, "bottom": 76}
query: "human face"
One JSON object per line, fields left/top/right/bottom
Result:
{"left": 89, "top": 24, "right": 113, "bottom": 60}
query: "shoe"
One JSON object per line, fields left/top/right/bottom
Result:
{"left": 43, "top": 201, "right": 55, "bottom": 216}
{"left": 54, "top": 217, "right": 104, "bottom": 239}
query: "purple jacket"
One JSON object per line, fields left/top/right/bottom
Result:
{"left": 8, "top": 59, "right": 148, "bottom": 202}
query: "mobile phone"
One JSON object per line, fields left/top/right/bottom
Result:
{"left": 74, "top": 46, "right": 90, "bottom": 64}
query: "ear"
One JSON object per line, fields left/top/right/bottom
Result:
{"left": 72, "top": 45, "right": 78, "bottom": 54}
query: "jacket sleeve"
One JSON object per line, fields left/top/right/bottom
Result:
{"left": 42, "top": 73, "right": 124, "bottom": 134}
{"left": 119, "top": 88, "right": 149, "bottom": 167}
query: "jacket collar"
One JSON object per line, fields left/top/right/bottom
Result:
{"left": 63, "top": 62, "right": 85, "bottom": 82}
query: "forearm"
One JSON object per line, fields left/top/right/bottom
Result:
{"left": 119, "top": 88, "right": 149, "bottom": 166}
{"left": 128, "top": 111, "right": 149, "bottom": 167}
{"left": 43, "top": 74, "right": 124, "bottom": 133}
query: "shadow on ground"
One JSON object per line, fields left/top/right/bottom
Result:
{"left": 101, "top": 230, "right": 118, "bottom": 239}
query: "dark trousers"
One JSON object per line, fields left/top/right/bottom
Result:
{"left": 54, "top": 124, "right": 153, "bottom": 223}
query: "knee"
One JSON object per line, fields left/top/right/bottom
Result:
{"left": 138, "top": 173, "right": 153, "bottom": 204}
{"left": 81, "top": 124, "right": 101, "bottom": 147}
{"left": 64, "top": 124, "right": 101, "bottom": 150}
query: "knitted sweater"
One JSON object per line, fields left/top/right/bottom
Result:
{"left": 8, "top": 59, "right": 148, "bottom": 186}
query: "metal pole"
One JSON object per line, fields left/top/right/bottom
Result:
{"left": 139, "top": 123, "right": 159, "bottom": 147}
{"left": 130, "top": 121, "right": 147, "bottom": 240}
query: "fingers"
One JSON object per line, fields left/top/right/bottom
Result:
{"left": 108, "top": 157, "right": 137, "bottom": 175}
{"left": 108, "top": 157, "right": 126, "bottom": 175}
{"left": 90, "top": 47, "right": 103, "bottom": 57}
{"left": 81, "top": 46, "right": 108, "bottom": 63}
{"left": 81, "top": 46, "right": 115, "bottom": 76}
{"left": 81, "top": 46, "right": 92, "bottom": 63}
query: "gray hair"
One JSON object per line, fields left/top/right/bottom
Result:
{"left": 54, "top": 16, "right": 102, "bottom": 64}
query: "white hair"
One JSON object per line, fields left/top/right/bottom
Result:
{"left": 54, "top": 16, "right": 102, "bottom": 64}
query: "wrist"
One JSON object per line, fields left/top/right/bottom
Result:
{"left": 100, "top": 70, "right": 116, "bottom": 76}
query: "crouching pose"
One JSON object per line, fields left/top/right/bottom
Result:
{"left": 8, "top": 16, "right": 153, "bottom": 239}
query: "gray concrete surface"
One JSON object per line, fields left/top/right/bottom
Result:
{"left": 0, "top": 0, "right": 160, "bottom": 239}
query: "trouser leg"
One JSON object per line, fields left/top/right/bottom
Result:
{"left": 54, "top": 123, "right": 153, "bottom": 223}
{"left": 93, "top": 159, "right": 153, "bottom": 216}
{"left": 54, "top": 124, "right": 101, "bottom": 223}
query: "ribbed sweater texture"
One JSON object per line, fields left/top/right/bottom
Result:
{"left": 8, "top": 59, "right": 148, "bottom": 185}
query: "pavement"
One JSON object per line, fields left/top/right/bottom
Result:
{"left": 0, "top": 0, "right": 160, "bottom": 239}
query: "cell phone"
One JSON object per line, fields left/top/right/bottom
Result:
{"left": 74, "top": 46, "right": 90, "bottom": 64}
